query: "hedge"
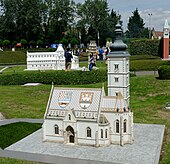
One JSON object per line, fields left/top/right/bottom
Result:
{"left": 128, "top": 39, "right": 160, "bottom": 56}
{"left": 158, "top": 65, "right": 170, "bottom": 79}
{"left": 0, "top": 70, "right": 107, "bottom": 85}
{"left": 0, "top": 69, "right": 137, "bottom": 85}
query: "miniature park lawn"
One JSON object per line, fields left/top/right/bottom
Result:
{"left": 0, "top": 75, "right": 170, "bottom": 163}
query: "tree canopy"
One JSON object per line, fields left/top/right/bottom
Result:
{"left": 0, "top": 1, "right": 148, "bottom": 47}
{"left": 126, "top": 8, "right": 149, "bottom": 38}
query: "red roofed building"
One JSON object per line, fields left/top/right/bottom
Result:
{"left": 152, "top": 29, "right": 163, "bottom": 40}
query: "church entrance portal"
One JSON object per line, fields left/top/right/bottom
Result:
{"left": 66, "top": 126, "right": 75, "bottom": 143}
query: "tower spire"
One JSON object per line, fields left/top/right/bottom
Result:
{"left": 110, "top": 22, "right": 127, "bottom": 52}
{"left": 164, "top": 19, "right": 169, "bottom": 29}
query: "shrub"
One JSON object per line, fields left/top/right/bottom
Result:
{"left": 158, "top": 65, "right": 170, "bottom": 79}
{"left": 0, "top": 70, "right": 107, "bottom": 85}
{"left": 128, "top": 39, "right": 160, "bottom": 56}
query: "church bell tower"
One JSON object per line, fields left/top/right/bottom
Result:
{"left": 163, "top": 19, "right": 170, "bottom": 60}
{"left": 107, "top": 22, "right": 130, "bottom": 106}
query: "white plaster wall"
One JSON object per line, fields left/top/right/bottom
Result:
{"left": 108, "top": 57, "right": 130, "bottom": 106}
{"left": 43, "top": 119, "right": 64, "bottom": 141}
{"left": 108, "top": 58, "right": 129, "bottom": 73}
{"left": 98, "top": 125, "right": 110, "bottom": 146}
{"left": 77, "top": 121, "right": 98, "bottom": 145}
{"left": 108, "top": 87, "right": 130, "bottom": 101}
{"left": 108, "top": 74, "right": 129, "bottom": 87}
{"left": 99, "top": 139, "right": 110, "bottom": 146}
{"left": 102, "top": 112, "right": 133, "bottom": 144}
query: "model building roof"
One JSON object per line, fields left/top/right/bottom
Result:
{"left": 44, "top": 86, "right": 129, "bottom": 121}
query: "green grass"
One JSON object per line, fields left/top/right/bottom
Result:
{"left": 0, "top": 76, "right": 170, "bottom": 163}
{"left": 0, "top": 53, "right": 169, "bottom": 73}
{"left": 0, "top": 158, "right": 38, "bottom": 164}
{"left": 0, "top": 51, "right": 26, "bottom": 65}
{"left": 0, "top": 122, "right": 41, "bottom": 149}
{"left": 0, "top": 85, "right": 51, "bottom": 118}
{"left": 130, "top": 76, "right": 170, "bottom": 164}
{"left": 130, "top": 60, "right": 167, "bottom": 71}
{"left": 79, "top": 60, "right": 107, "bottom": 70}
{"left": 2, "top": 65, "right": 26, "bottom": 74}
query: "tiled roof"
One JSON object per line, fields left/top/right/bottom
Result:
{"left": 101, "top": 92, "right": 129, "bottom": 113}
{"left": 45, "top": 87, "right": 129, "bottom": 121}
{"left": 153, "top": 31, "right": 163, "bottom": 38}
{"left": 48, "top": 87, "right": 102, "bottom": 112}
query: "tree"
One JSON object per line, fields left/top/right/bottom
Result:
{"left": 2, "top": 39, "right": 10, "bottom": 48}
{"left": 61, "top": 37, "right": 68, "bottom": 46}
{"left": 76, "top": 0, "right": 120, "bottom": 46}
{"left": 46, "top": 0, "right": 76, "bottom": 43}
{"left": 0, "top": 0, "right": 45, "bottom": 42}
{"left": 36, "top": 39, "right": 43, "bottom": 48}
{"left": 71, "top": 37, "right": 78, "bottom": 47}
{"left": 0, "top": 0, "right": 17, "bottom": 41}
{"left": 126, "top": 8, "right": 148, "bottom": 38}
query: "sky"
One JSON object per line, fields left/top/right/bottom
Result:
{"left": 75, "top": 0, "right": 170, "bottom": 31}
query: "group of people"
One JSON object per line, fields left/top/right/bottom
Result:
{"left": 88, "top": 47, "right": 110, "bottom": 71}
{"left": 64, "top": 46, "right": 110, "bottom": 71}
{"left": 97, "top": 47, "right": 110, "bottom": 61}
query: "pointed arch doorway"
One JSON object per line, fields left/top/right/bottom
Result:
{"left": 66, "top": 126, "right": 75, "bottom": 143}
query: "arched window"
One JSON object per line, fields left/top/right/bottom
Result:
{"left": 87, "top": 127, "right": 91, "bottom": 137}
{"left": 116, "top": 120, "right": 119, "bottom": 133}
{"left": 124, "top": 119, "right": 127, "bottom": 133}
{"left": 105, "top": 129, "right": 108, "bottom": 138}
{"left": 54, "top": 124, "right": 59, "bottom": 134}
{"left": 68, "top": 114, "right": 71, "bottom": 120}
{"left": 101, "top": 129, "right": 103, "bottom": 138}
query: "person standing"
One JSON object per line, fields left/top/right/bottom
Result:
{"left": 99, "top": 47, "right": 104, "bottom": 60}
{"left": 65, "top": 48, "right": 73, "bottom": 70}
{"left": 89, "top": 53, "right": 95, "bottom": 71}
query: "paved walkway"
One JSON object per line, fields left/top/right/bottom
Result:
{"left": 0, "top": 119, "right": 165, "bottom": 164}
{"left": 0, "top": 149, "right": 115, "bottom": 164}
{"left": 0, "top": 66, "right": 8, "bottom": 73}
{"left": 132, "top": 71, "right": 158, "bottom": 76}
{"left": 0, "top": 118, "right": 43, "bottom": 126}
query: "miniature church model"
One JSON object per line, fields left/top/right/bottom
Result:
{"left": 163, "top": 19, "right": 170, "bottom": 60}
{"left": 42, "top": 23, "right": 134, "bottom": 147}
{"left": 26, "top": 44, "right": 79, "bottom": 70}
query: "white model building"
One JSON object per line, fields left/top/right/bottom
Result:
{"left": 42, "top": 23, "right": 134, "bottom": 147}
{"left": 26, "top": 44, "right": 79, "bottom": 70}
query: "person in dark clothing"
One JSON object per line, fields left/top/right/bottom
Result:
{"left": 65, "top": 48, "right": 73, "bottom": 70}
{"left": 89, "top": 53, "right": 95, "bottom": 71}
{"left": 99, "top": 48, "right": 104, "bottom": 60}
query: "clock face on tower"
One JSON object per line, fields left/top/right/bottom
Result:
{"left": 164, "top": 29, "right": 169, "bottom": 38}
